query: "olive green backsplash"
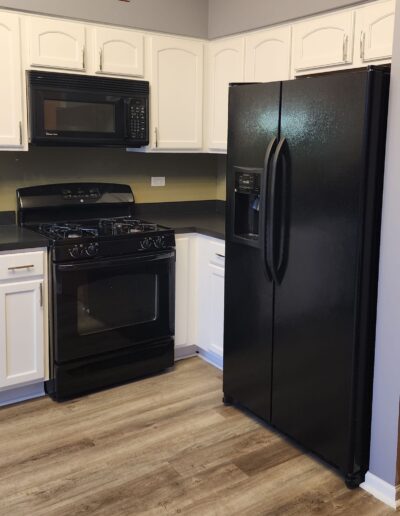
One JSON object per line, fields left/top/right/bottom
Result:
{"left": 0, "top": 148, "right": 220, "bottom": 212}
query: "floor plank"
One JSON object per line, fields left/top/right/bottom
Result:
{"left": 0, "top": 358, "right": 393, "bottom": 515}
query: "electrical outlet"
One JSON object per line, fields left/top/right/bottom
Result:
{"left": 151, "top": 177, "right": 166, "bottom": 187}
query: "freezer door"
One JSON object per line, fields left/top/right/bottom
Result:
{"left": 223, "top": 82, "right": 280, "bottom": 422}
{"left": 271, "top": 70, "right": 377, "bottom": 474}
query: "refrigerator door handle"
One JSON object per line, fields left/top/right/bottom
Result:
{"left": 261, "top": 137, "right": 277, "bottom": 278}
{"left": 268, "top": 137, "right": 288, "bottom": 283}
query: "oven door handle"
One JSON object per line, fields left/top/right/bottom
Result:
{"left": 55, "top": 251, "right": 175, "bottom": 272}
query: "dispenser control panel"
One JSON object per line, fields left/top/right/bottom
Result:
{"left": 235, "top": 171, "right": 261, "bottom": 194}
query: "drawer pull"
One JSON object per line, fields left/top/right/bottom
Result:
{"left": 8, "top": 264, "right": 35, "bottom": 271}
{"left": 216, "top": 253, "right": 225, "bottom": 259}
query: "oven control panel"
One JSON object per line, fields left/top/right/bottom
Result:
{"left": 56, "top": 233, "right": 175, "bottom": 262}
{"left": 68, "top": 242, "right": 99, "bottom": 259}
{"left": 139, "top": 236, "right": 168, "bottom": 250}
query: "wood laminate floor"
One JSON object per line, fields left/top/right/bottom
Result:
{"left": 0, "top": 358, "right": 394, "bottom": 516}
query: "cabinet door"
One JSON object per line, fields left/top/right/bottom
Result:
{"left": 292, "top": 11, "right": 354, "bottom": 73}
{"left": 175, "top": 236, "right": 190, "bottom": 348}
{"left": 151, "top": 35, "right": 203, "bottom": 150}
{"left": 28, "top": 17, "right": 86, "bottom": 71}
{"left": 206, "top": 263, "right": 225, "bottom": 358}
{"left": 94, "top": 26, "right": 144, "bottom": 77}
{"left": 245, "top": 26, "right": 291, "bottom": 82}
{"left": 0, "top": 13, "right": 23, "bottom": 148}
{"left": 197, "top": 236, "right": 225, "bottom": 362}
{"left": 0, "top": 280, "right": 44, "bottom": 388}
{"left": 357, "top": 0, "right": 395, "bottom": 63}
{"left": 208, "top": 38, "right": 244, "bottom": 152}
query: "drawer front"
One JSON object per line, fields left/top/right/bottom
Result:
{"left": 0, "top": 251, "right": 45, "bottom": 281}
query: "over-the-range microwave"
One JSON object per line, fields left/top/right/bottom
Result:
{"left": 28, "top": 71, "right": 149, "bottom": 148}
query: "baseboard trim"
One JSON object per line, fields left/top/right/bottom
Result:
{"left": 361, "top": 471, "right": 399, "bottom": 509}
{"left": 196, "top": 348, "right": 223, "bottom": 370}
{"left": 0, "top": 382, "right": 45, "bottom": 407}
{"left": 174, "top": 345, "right": 197, "bottom": 361}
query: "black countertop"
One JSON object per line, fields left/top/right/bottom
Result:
{"left": 0, "top": 225, "right": 49, "bottom": 252}
{"left": 135, "top": 201, "right": 226, "bottom": 240}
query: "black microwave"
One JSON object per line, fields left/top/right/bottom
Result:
{"left": 28, "top": 71, "right": 149, "bottom": 148}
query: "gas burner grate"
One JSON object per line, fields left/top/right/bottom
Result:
{"left": 97, "top": 217, "right": 158, "bottom": 235}
{"left": 38, "top": 223, "right": 99, "bottom": 240}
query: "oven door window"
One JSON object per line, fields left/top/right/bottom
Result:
{"left": 53, "top": 252, "right": 175, "bottom": 363}
{"left": 77, "top": 272, "right": 158, "bottom": 335}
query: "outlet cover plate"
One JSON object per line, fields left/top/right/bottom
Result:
{"left": 151, "top": 177, "right": 166, "bottom": 187}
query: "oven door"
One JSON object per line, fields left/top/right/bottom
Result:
{"left": 52, "top": 251, "right": 175, "bottom": 363}
{"left": 30, "top": 88, "right": 127, "bottom": 146}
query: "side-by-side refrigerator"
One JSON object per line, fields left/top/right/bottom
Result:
{"left": 223, "top": 67, "right": 389, "bottom": 487}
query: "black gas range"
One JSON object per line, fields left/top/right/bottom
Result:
{"left": 17, "top": 183, "right": 176, "bottom": 401}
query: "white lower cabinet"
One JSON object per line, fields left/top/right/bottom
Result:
{"left": 0, "top": 249, "right": 48, "bottom": 400}
{"left": 175, "top": 234, "right": 225, "bottom": 368}
{"left": 0, "top": 280, "right": 44, "bottom": 388}
{"left": 174, "top": 236, "right": 191, "bottom": 352}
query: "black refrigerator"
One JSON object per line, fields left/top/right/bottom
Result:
{"left": 223, "top": 67, "right": 389, "bottom": 488}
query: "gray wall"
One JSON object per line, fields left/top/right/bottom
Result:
{"left": 368, "top": 0, "right": 400, "bottom": 487}
{"left": 0, "top": 0, "right": 209, "bottom": 38}
{"left": 208, "top": 0, "right": 368, "bottom": 38}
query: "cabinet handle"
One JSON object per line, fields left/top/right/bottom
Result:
{"left": 99, "top": 48, "right": 103, "bottom": 71}
{"left": 155, "top": 127, "right": 158, "bottom": 148}
{"left": 39, "top": 282, "right": 43, "bottom": 307}
{"left": 343, "top": 34, "right": 349, "bottom": 62}
{"left": 8, "top": 264, "right": 34, "bottom": 271}
{"left": 360, "top": 31, "right": 365, "bottom": 60}
{"left": 19, "top": 121, "right": 22, "bottom": 145}
{"left": 216, "top": 253, "right": 225, "bottom": 259}
{"left": 82, "top": 46, "right": 86, "bottom": 69}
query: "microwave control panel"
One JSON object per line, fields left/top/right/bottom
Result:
{"left": 129, "top": 99, "right": 147, "bottom": 141}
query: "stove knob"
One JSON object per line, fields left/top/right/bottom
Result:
{"left": 69, "top": 246, "right": 80, "bottom": 259}
{"left": 140, "top": 237, "right": 152, "bottom": 250}
{"left": 86, "top": 243, "right": 99, "bottom": 257}
{"left": 154, "top": 236, "right": 167, "bottom": 249}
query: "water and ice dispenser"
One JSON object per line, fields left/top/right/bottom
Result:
{"left": 232, "top": 167, "right": 263, "bottom": 246}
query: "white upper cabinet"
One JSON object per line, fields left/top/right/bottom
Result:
{"left": 245, "top": 26, "right": 292, "bottom": 82}
{"left": 0, "top": 279, "right": 44, "bottom": 389}
{"left": 356, "top": 0, "right": 395, "bottom": 64}
{"left": 94, "top": 26, "right": 144, "bottom": 77}
{"left": 208, "top": 37, "right": 244, "bottom": 152}
{"left": 150, "top": 35, "right": 203, "bottom": 150}
{"left": 0, "top": 12, "right": 23, "bottom": 149}
{"left": 292, "top": 11, "right": 354, "bottom": 73}
{"left": 27, "top": 17, "right": 86, "bottom": 71}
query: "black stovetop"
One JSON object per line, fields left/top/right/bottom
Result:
{"left": 31, "top": 217, "right": 168, "bottom": 242}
